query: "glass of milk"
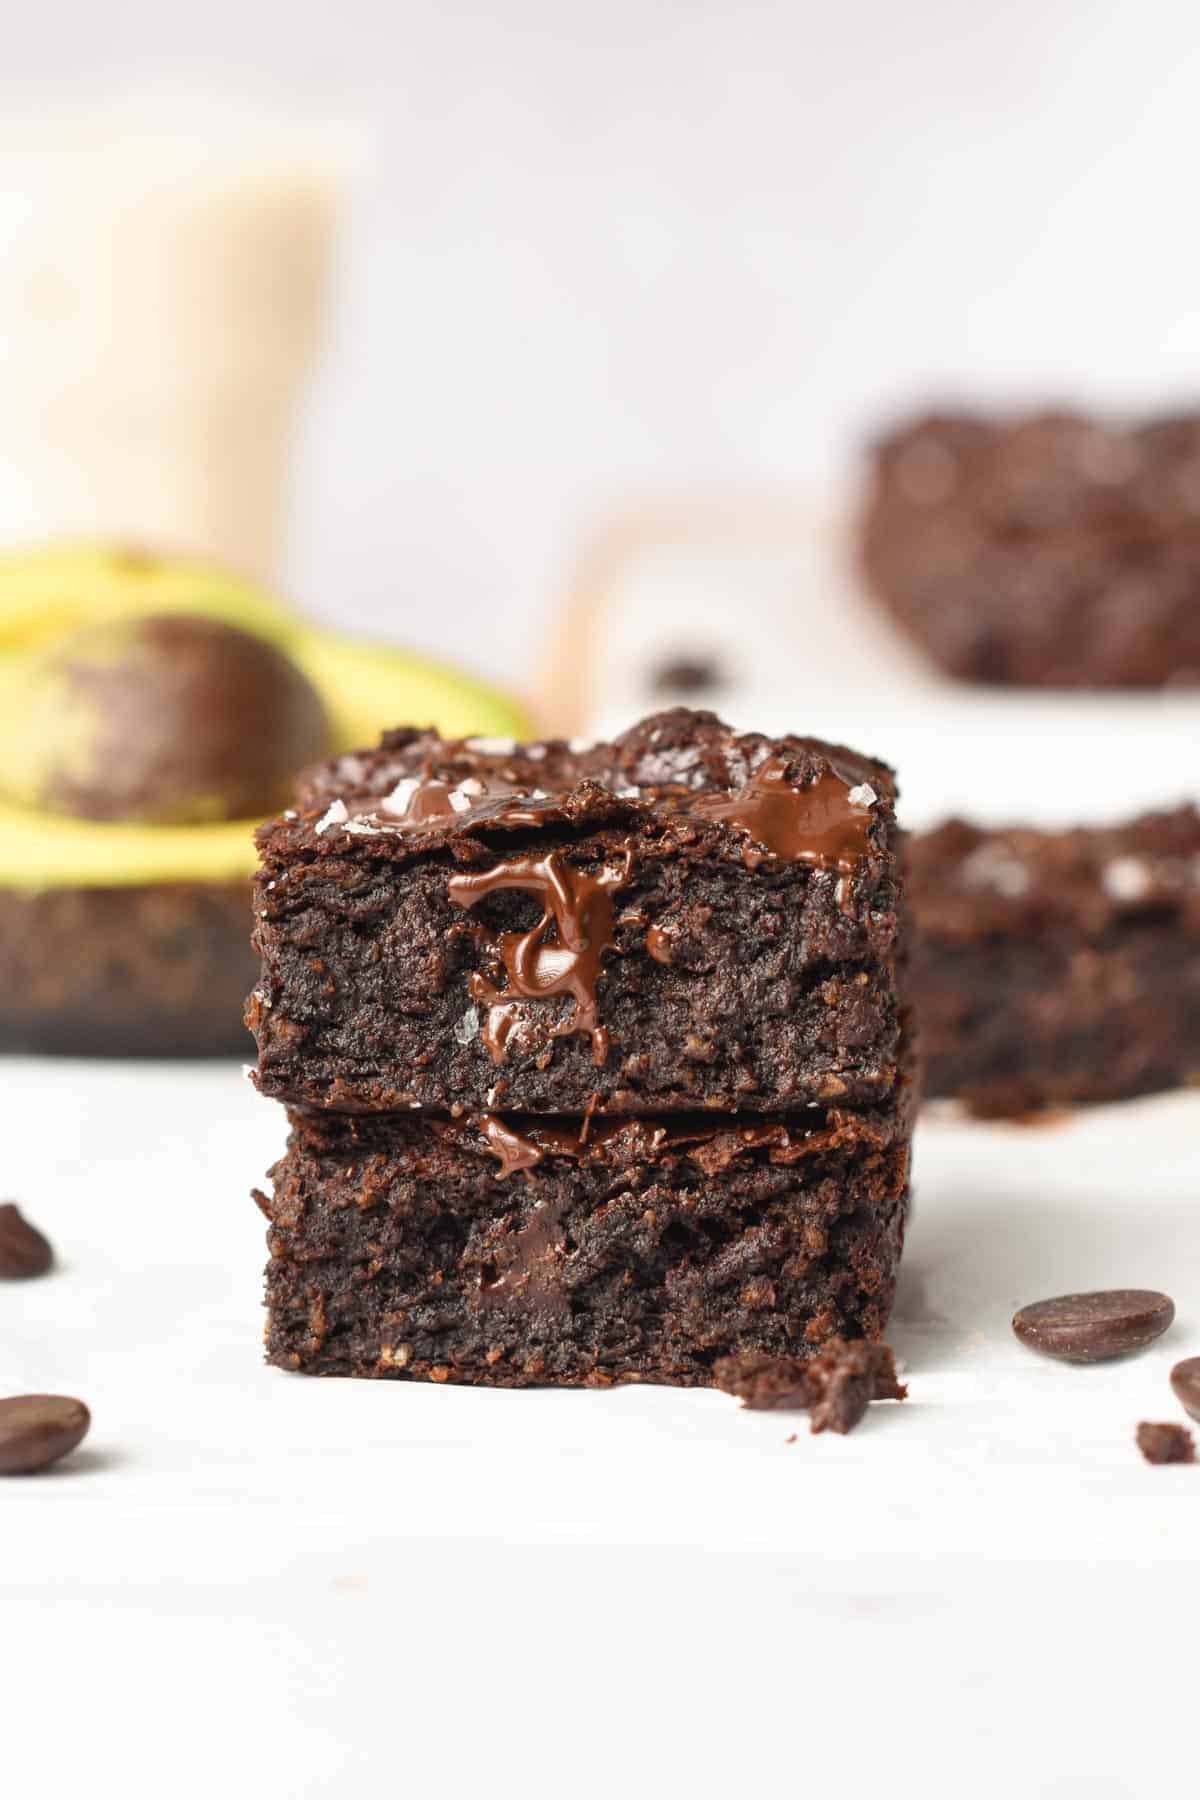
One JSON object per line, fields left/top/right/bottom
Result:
{"left": 0, "top": 97, "right": 345, "bottom": 579}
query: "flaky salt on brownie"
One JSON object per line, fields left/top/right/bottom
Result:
{"left": 248, "top": 709, "right": 905, "bottom": 1116}
{"left": 257, "top": 1096, "right": 911, "bottom": 1388}
{"left": 910, "top": 806, "right": 1200, "bottom": 1117}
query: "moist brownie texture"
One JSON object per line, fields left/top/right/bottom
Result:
{"left": 0, "top": 880, "right": 256, "bottom": 1056}
{"left": 860, "top": 409, "right": 1200, "bottom": 686}
{"left": 258, "top": 1099, "right": 911, "bottom": 1386}
{"left": 910, "top": 807, "right": 1200, "bottom": 1116}
{"left": 249, "top": 709, "right": 904, "bottom": 1116}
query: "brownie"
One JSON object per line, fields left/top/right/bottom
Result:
{"left": 910, "top": 807, "right": 1200, "bottom": 1116}
{"left": 0, "top": 880, "right": 256, "bottom": 1057}
{"left": 248, "top": 709, "right": 905, "bottom": 1116}
{"left": 258, "top": 1096, "right": 911, "bottom": 1387}
{"left": 713, "top": 1341, "right": 907, "bottom": 1431}
{"left": 859, "top": 408, "right": 1200, "bottom": 686}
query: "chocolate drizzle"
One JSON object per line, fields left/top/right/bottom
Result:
{"left": 478, "top": 1115, "right": 578, "bottom": 1176}
{"left": 448, "top": 851, "right": 632, "bottom": 1064}
{"left": 689, "top": 761, "right": 874, "bottom": 873}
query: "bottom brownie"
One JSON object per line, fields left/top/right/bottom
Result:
{"left": 910, "top": 810, "right": 1200, "bottom": 1116}
{"left": 258, "top": 1103, "right": 911, "bottom": 1387}
{"left": 0, "top": 881, "right": 257, "bottom": 1057}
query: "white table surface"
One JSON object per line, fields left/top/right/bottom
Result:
{"left": 3, "top": 1054, "right": 1198, "bottom": 1798}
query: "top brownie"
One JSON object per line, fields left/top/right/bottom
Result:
{"left": 248, "top": 708, "right": 905, "bottom": 1115}
{"left": 859, "top": 409, "right": 1200, "bottom": 686}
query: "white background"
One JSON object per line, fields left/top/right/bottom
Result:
{"left": 2, "top": 1, "right": 1200, "bottom": 672}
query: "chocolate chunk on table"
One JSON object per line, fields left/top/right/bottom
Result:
{"left": 1012, "top": 1290, "right": 1175, "bottom": 1363}
{"left": 859, "top": 408, "right": 1200, "bottom": 688}
{"left": 1170, "top": 1357, "right": 1200, "bottom": 1423}
{"left": 249, "top": 709, "right": 905, "bottom": 1117}
{"left": 0, "top": 1395, "right": 90, "bottom": 1475}
{"left": 0, "top": 1203, "right": 53, "bottom": 1279}
{"left": 910, "top": 808, "right": 1200, "bottom": 1117}
{"left": 259, "top": 1099, "right": 911, "bottom": 1388}
{"left": 1136, "top": 1421, "right": 1195, "bottom": 1466}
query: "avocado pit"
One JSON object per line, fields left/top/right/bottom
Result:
{"left": 1, "top": 613, "right": 332, "bottom": 825}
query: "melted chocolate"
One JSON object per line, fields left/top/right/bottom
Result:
{"left": 477, "top": 1191, "right": 572, "bottom": 1314}
{"left": 689, "top": 761, "right": 873, "bottom": 872}
{"left": 645, "top": 923, "right": 673, "bottom": 965}
{"left": 448, "top": 851, "right": 632, "bottom": 1064}
{"left": 478, "top": 1116, "right": 580, "bottom": 1177}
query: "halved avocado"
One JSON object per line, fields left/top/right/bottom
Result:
{"left": 0, "top": 546, "right": 532, "bottom": 1054}
{"left": 0, "top": 548, "right": 532, "bottom": 890}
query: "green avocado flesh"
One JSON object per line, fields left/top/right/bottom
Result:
{"left": 0, "top": 551, "right": 532, "bottom": 889}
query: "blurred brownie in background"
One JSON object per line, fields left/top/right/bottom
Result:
{"left": 860, "top": 409, "right": 1200, "bottom": 686}
{"left": 910, "top": 805, "right": 1200, "bottom": 1116}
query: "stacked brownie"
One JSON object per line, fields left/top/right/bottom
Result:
{"left": 248, "top": 708, "right": 914, "bottom": 1387}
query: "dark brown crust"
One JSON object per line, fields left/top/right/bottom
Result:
{"left": 0, "top": 881, "right": 256, "bottom": 1057}
{"left": 249, "top": 709, "right": 905, "bottom": 1115}
{"left": 859, "top": 409, "right": 1200, "bottom": 687}
{"left": 910, "top": 808, "right": 1200, "bottom": 1115}
{"left": 259, "top": 1100, "right": 912, "bottom": 1387}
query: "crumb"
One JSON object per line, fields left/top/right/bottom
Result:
{"left": 714, "top": 1341, "right": 907, "bottom": 1435}
{"left": 1136, "top": 1421, "right": 1195, "bottom": 1465}
{"left": 785, "top": 1432, "right": 798, "bottom": 1444}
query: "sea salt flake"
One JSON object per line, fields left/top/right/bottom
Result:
{"left": 847, "top": 783, "right": 876, "bottom": 808}
{"left": 962, "top": 844, "right": 1030, "bottom": 898}
{"left": 380, "top": 777, "right": 420, "bottom": 815}
{"left": 315, "top": 798, "right": 348, "bottom": 834}
{"left": 1103, "top": 856, "right": 1152, "bottom": 902}
{"left": 465, "top": 736, "right": 516, "bottom": 755}
{"left": 454, "top": 1006, "right": 481, "bottom": 1045}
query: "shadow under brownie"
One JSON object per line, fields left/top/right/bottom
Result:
{"left": 259, "top": 1101, "right": 911, "bottom": 1388}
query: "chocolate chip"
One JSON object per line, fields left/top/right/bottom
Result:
{"left": 1012, "top": 1289, "right": 1174, "bottom": 1362}
{"left": 0, "top": 1202, "right": 53, "bottom": 1279}
{"left": 1169, "top": 1356, "right": 1200, "bottom": 1423}
{"left": 651, "top": 658, "right": 721, "bottom": 695}
{"left": 1136, "top": 1421, "right": 1195, "bottom": 1465}
{"left": 0, "top": 1395, "right": 90, "bottom": 1474}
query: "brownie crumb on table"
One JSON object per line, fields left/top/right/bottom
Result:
{"left": 910, "top": 808, "right": 1200, "bottom": 1117}
{"left": 1136, "top": 1421, "right": 1196, "bottom": 1466}
{"left": 714, "top": 1340, "right": 907, "bottom": 1433}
